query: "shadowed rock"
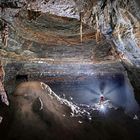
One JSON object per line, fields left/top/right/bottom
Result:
{"left": 7, "top": 81, "right": 83, "bottom": 140}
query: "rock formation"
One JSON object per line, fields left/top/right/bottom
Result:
{"left": 0, "top": 0, "right": 140, "bottom": 140}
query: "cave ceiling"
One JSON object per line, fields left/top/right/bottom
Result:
{"left": 0, "top": 0, "right": 140, "bottom": 63}
{"left": 0, "top": 0, "right": 140, "bottom": 81}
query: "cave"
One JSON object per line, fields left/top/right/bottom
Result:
{"left": 50, "top": 73, "right": 139, "bottom": 113}
{"left": 0, "top": 0, "right": 140, "bottom": 140}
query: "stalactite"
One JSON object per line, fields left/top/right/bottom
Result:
{"left": 80, "top": 12, "right": 83, "bottom": 43}
{"left": 95, "top": 10, "right": 100, "bottom": 44}
{"left": 1, "top": 21, "right": 9, "bottom": 48}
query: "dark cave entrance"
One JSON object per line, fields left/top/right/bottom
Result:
{"left": 15, "top": 75, "right": 28, "bottom": 85}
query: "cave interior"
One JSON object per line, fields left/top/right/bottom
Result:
{"left": 0, "top": 0, "right": 140, "bottom": 140}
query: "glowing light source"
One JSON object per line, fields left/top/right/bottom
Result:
{"left": 100, "top": 104, "right": 106, "bottom": 112}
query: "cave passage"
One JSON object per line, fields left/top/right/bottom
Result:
{"left": 49, "top": 73, "right": 139, "bottom": 114}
